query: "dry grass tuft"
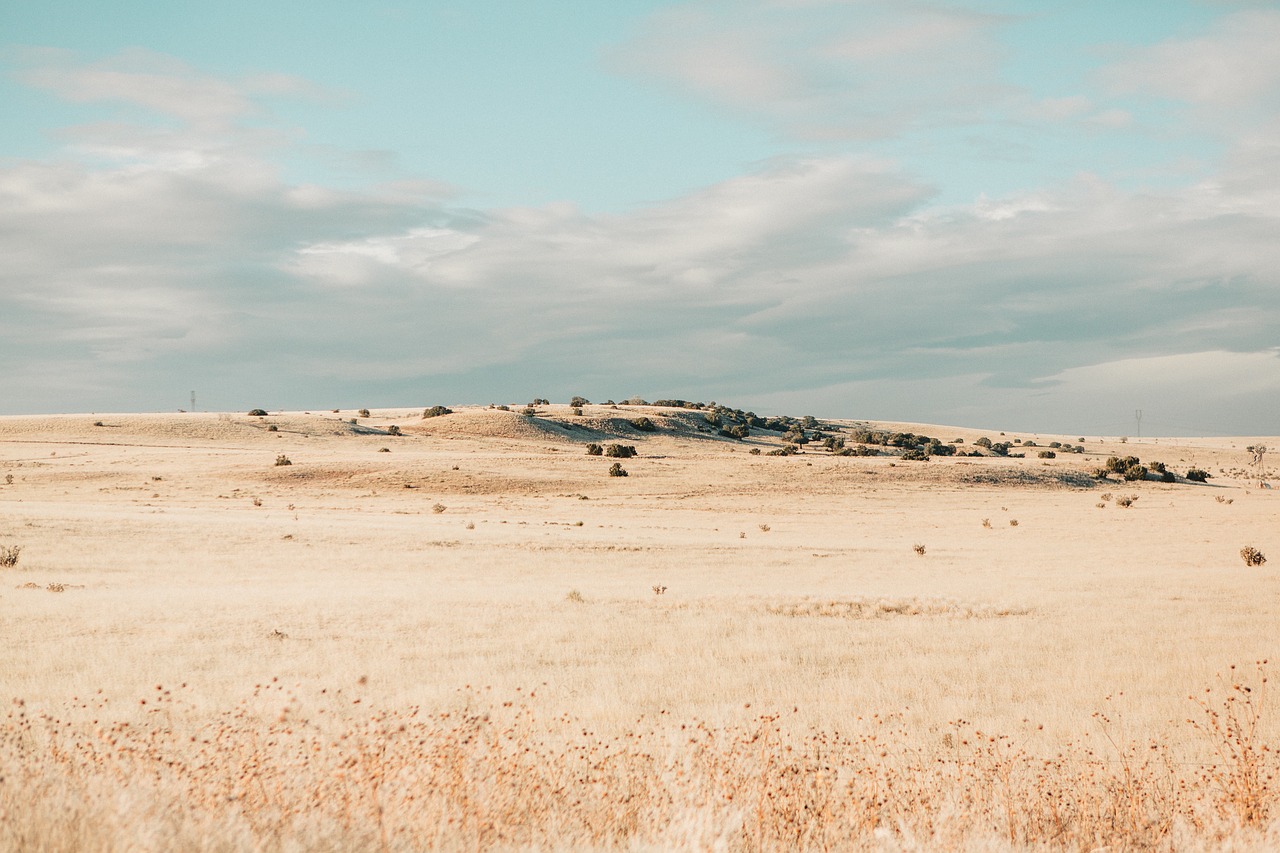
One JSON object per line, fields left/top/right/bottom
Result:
{"left": 0, "top": 544, "right": 21, "bottom": 568}
{"left": 1241, "top": 546, "right": 1267, "bottom": 567}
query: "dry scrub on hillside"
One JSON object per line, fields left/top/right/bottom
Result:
{"left": 1, "top": 665, "right": 1276, "bottom": 851}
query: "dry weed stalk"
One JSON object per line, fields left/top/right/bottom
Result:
{"left": 1, "top": 670, "right": 1277, "bottom": 851}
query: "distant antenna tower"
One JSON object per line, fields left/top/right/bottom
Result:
{"left": 1135, "top": 409, "right": 1142, "bottom": 439}
{"left": 191, "top": 391, "right": 196, "bottom": 412}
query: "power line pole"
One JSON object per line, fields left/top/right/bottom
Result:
{"left": 191, "top": 391, "right": 196, "bottom": 412}
{"left": 1135, "top": 409, "right": 1142, "bottom": 439}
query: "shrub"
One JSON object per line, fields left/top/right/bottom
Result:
{"left": 0, "top": 546, "right": 21, "bottom": 568}
{"left": 585, "top": 443, "right": 603, "bottom": 456}
{"left": 565, "top": 589, "right": 585, "bottom": 603}
{"left": 1116, "top": 495, "right": 1136, "bottom": 508}
{"left": 521, "top": 407, "right": 537, "bottom": 416}
{"left": 913, "top": 544, "right": 926, "bottom": 556}
{"left": 93, "top": 420, "right": 104, "bottom": 427}
{"left": 1023, "top": 440, "right": 1036, "bottom": 447}
{"left": 275, "top": 455, "right": 292, "bottom": 466}
{"left": 359, "top": 409, "right": 371, "bottom": 418}
{"left": 720, "top": 424, "right": 750, "bottom": 439}
{"left": 974, "top": 436, "right": 993, "bottom": 449}
{"left": 605, "top": 444, "right": 637, "bottom": 458}
{"left": 1121, "top": 464, "right": 1147, "bottom": 482}
{"left": 630, "top": 417, "right": 656, "bottom": 432}
{"left": 749, "top": 448, "right": 761, "bottom": 455}
{"left": 608, "top": 463, "right": 628, "bottom": 477}
{"left": 378, "top": 447, "right": 390, "bottom": 453}
{"left": 530, "top": 398, "right": 549, "bottom": 406}
{"left": 569, "top": 396, "right": 589, "bottom": 408}
{"left": 1160, "top": 470, "right": 1175, "bottom": 483}
{"left": 432, "top": 503, "right": 446, "bottom": 514}
{"left": 572, "top": 407, "right": 583, "bottom": 416}
{"left": 1241, "top": 546, "right": 1267, "bottom": 567}
{"left": 387, "top": 425, "right": 401, "bottom": 436}
{"left": 1049, "top": 442, "right": 1061, "bottom": 448}
{"left": 248, "top": 409, "right": 268, "bottom": 417}
{"left": 267, "top": 425, "right": 278, "bottom": 432}
{"left": 1106, "top": 456, "right": 1141, "bottom": 474}
{"left": 900, "top": 449, "right": 929, "bottom": 461}
{"left": 1186, "top": 468, "right": 1210, "bottom": 482}
{"left": 496, "top": 405, "right": 510, "bottom": 411}
{"left": 1037, "top": 450, "right": 1056, "bottom": 459}
{"left": 423, "top": 406, "right": 452, "bottom": 418}
{"left": 990, "top": 443, "right": 1011, "bottom": 456}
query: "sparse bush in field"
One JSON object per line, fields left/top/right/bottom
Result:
{"left": 1101, "top": 493, "right": 1113, "bottom": 502}
{"left": 569, "top": 396, "right": 589, "bottom": 408}
{"left": 387, "top": 425, "right": 401, "bottom": 436}
{"left": 974, "top": 436, "right": 993, "bottom": 449}
{"left": 1009, "top": 519, "right": 1019, "bottom": 526}
{"left": 1097, "top": 502, "right": 1107, "bottom": 508}
{"left": 630, "top": 417, "right": 656, "bottom": 432}
{"left": 93, "top": 420, "right": 104, "bottom": 427}
{"left": 530, "top": 398, "right": 549, "bottom": 406}
{"left": 1240, "top": 546, "right": 1266, "bottom": 567}
{"left": 604, "top": 444, "right": 637, "bottom": 458}
{"left": 4, "top": 475, "right": 13, "bottom": 485}
{"left": 496, "top": 405, "right": 510, "bottom": 411}
{"left": 1023, "top": 440, "right": 1036, "bottom": 447}
{"left": 0, "top": 546, "right": 21, "bottom": 568}
{"left": 608, "top": 462, "right": 628, "bottom": 477}
{"left": 1187, "top": 468, "right": 1210, "bottom": 482}
{"left": 432, "top": 504, "right": 446, "bottom": 514}
{"left": 521, "top": 407, "right": 537, "bottom": 416}
{"left": 572, "top": 407, "right": 583, "bottom": 416}
{"left": 585, "top": 443, "right": 603, "bottom": 456}
{"left": 378, "top": 447, "right": 390, "bottom": 453}
{"left": 275, "top": 455, "right": 292, "bottom": 466}
{"left": 1106, "top": 455, "right": 1141, "bottom": 473}
{"left": 901, "top": 449, "right": 929, "bottom": 461}
{"left": 566, "top": 589, "right": 585, "bottom": 603}
{"left": 749, "top": 447, "right": 761, "bottom": 455}
{"left": 982, "top": 518, "right": 991, "bottom": 528}
{"left": 268, "top": 425, "right": 278, "bottom": 432}
{"left": 758, "top": 524, "right": 770, "bottom": 532}
{"left": 423, "top": 406, "right": 452, "bottom": 418}
{"left": 766, "top": 446, "right": 797, "bottom": 456}
{"left": 651, "top": 584, "right": 666, "bottom": 595}
{"left": 990, "top": 442, "right": 1012, "bottom": 456}
{"left": 824, "top": 436, "right": 845, "bottom": 452}
{"left": 248, "top": 409, "right": 268, "bottom": 417}
{"left": 1049, "top": 441, "right": 1061, "bottom": 448}
{"left": 1149, "top": 461, "right": 1167, "bottom": 474}
{"left": 913, "top": 544, "right": 926, "bottom": 556}
{"left": 1038, "top": 450, "right": 1056, "bottom": 458}
{"left": 359, "top": 409, "right": 371, "bottom": 418}
{"left": 1122, "top": 464, "right": 1147, "bottom": 481}
{"left": 1116, "top": 495, "right": 1136, "bottom": 508}
{"left": 622, "top": 397, "right": 649, "bottom": 406}
{"left": 1094, "top": 468, "right": 1112, "bottom": 480}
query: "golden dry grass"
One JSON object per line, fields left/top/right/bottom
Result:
{"left": 1, "top": 405, "right": 1277, "bottom": 850}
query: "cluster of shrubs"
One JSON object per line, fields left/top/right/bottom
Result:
{"left": 629, "top": 417, "right": 656, "bottom": 432}
{"left": 586, "top": 444, "right": 637, "bottom": 458}
{"left": 423, "top": 406, "right": 453, "bottom": 418}
{"left": 1093, "top": 456, "right": 1210, "bottom": 483}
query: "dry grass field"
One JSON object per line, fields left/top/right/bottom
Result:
{"left": 1, "top": 403, "right": 1277, "bottom": 850}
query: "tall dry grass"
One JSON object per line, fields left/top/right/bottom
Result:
{"left": 2, "top": 665, "right": 1276, "bottom": 851}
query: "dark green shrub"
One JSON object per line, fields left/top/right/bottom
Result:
{"left": 605, "top": 444, "right": 637, "bottom": 458}
{"left": 1160, "top": 470, "right": 1175, "bottom": 483}
{"left": 359, "top": 408, "right": 371, "bottom": 418}
{"left": 1038, "top": 450, "right": 1056, "bottom": 459}
{"left": 570, "top": 396, "right": 589, "bottom": 407}
{"left": 900, "top": 449, "right": 929, "bottom": 461}
{"left": 1122, "top": 464, "right": 1147, "bottom": 481}
{"left": 572, "top": 407, "right": 583, "bottom": 416}
{"left": 1023, "top": 440, "right": 1037, "bottom": 447}
{"left": 749, "top": 448, "right": 761, "bottom": 455}
{"left": 974, "top": 436, "right": 993, "bottom": 449}
{"left": 1049, "top": 442, "right": 1061, "bottom": 448}
{"left": 720, "top": 424, "right": 750, "bottom": 439}
{"left": 496, "top": 405, "right": 510, "bottom": 411}
{"left": 387, "top": 425, "right": 401, "bottom": 436}
{"left": 630, "top": 417, "right": 656, "bottom": 432}
{"left": 248, "top": 409, "right": 268, "bottom": 417}
{"left": 1186, "top": 468, "right": 1210, "bottom": 482}
{"left": 1106, "top": 456, "right": 1141, "bottom": 474}
{"left": 423, "top": 406, "right": 453, "bottom": 418}
{"left": 1149, "top": 461, "right": 1167, "bottom": 474}
{"left": 990, "top": 443, "right": 1011, "bottom": 456}
{"left": 586, "top": 443, "right": 603, "bottom": 456}
{"left": 608, "top": 463, "right": 628, "bottom": 477}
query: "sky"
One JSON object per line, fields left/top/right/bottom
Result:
{"left": 2, "top": 0, "right": 1278, "bottom": 436}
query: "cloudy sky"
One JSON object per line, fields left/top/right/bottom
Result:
{"left": 2, "top": 1, "right": 1277, "bottom": 435}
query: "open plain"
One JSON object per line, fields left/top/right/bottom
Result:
{"left": 1, "top": 403, "right": 1277, "bottom": 851}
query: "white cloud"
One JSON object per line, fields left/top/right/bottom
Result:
{"left": 610, "top": 0, "right": 1012, "bottom": 140}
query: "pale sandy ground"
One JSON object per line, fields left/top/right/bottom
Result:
{"left": 2, "top": 403, "right": 1275, "bottom": 753}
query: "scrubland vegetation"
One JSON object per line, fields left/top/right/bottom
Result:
{"left": 0, "top": 401, "right": 1276, "bottom": 850}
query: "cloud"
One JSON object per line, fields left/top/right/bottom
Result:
{"left": 610, "top": 0, "right": 1013, "bottom": 140}
{"left": 1101, "top": 9, "right": 1280, "bottom": 113}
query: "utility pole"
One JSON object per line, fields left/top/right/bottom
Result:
{"left": 1134, "top": 409, "right": 1142, "bottom": 439}
{"left": 191, "top": 391, "right": 196, "bottom": 412}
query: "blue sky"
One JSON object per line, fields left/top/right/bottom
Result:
{"left": 2, "top": 0, "right": 1278, "bottom": 435}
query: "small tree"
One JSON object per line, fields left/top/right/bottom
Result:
{"left": 570, "top": 396, "right": 589, "bottom": 408}
{"left": 608, "top": 463, "right": 628, "bottom": 477}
